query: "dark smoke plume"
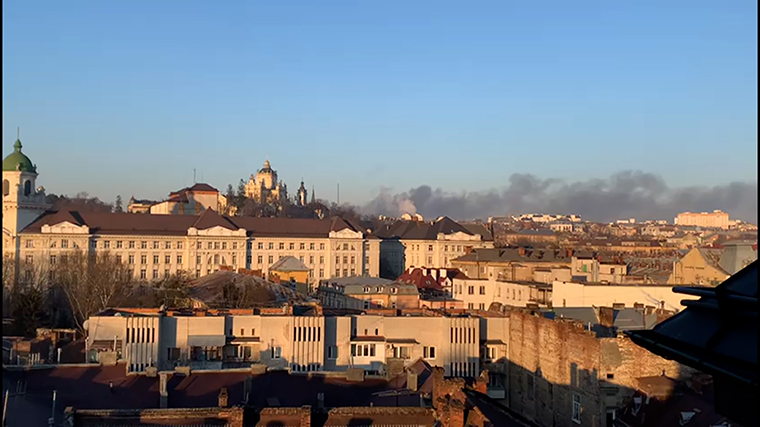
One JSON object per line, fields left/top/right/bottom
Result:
{"left": 362, "top": 171, "right": 758, "bottom": 223}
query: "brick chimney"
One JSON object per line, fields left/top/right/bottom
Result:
{"left": 300, "top": 405, "right": 311, "bottom": 427}
{"left": 598, "top": 307, "right": 615, "bottom": 327}
{"left": 518, "top": 247, "right": 526, "bottom": 256}
{"left": 218, "top": 387, "right": 229, "bottom": 407}
{"left": 475, "top": 370, "right": 488, "bottom": 394}
{"left": 447, "top": 399, "right": 465, "bottom": 427}
{"left": 566, "top": 248, "right": 573, "bottom": 258}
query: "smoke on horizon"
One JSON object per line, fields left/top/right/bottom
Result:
{"left": 362, "top": 171, "right": 758, "bottom": 224}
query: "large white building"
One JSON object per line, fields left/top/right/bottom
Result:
{"left": 85, "top": 307, "right": 510, "bottom": 395}
{"left": 2, "top": 140, "right": 379, "bottom": 283}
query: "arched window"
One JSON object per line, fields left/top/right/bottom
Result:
{"left": 24, "top": 180, "right": 32, "bottom": 196}
{"left": 2, "top": 180, "right": 9, "bottom": 196}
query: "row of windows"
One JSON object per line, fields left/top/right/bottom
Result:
{"left": 293, "top": 326, "right": 321, "bottom": 342}
{"left": 450, "top": 361, "right": 477, "bottom": 377}
{"left": 408, "top": 244, "right": 469, "bottom": 253}
{"left": 451, "top": 327, "right": 477, "bottom": 344}
{"left": 351, "top": 343, "right": 377, "bottom": 357}
{"left": 34, "top": 239, "right": 371, "bottom": 252}
{"left": 467, "top": 303, "right": 487, "bottom": 310}
{"left": 126, "top": 326, "right": 156, "bottom": 344}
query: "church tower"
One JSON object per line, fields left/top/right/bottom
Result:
{"left": 2, "top": 138, "right": 49, "bottom": 250}
{"left": 297, "top": 180, "right": 308, "bottom": 206}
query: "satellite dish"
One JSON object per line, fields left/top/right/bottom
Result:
{"left": 83, "top": 320, "right": 89, "bottom": 331}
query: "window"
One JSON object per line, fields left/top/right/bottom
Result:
{"left": 214, "top": 254, "right": 219, "bottom": 264}
{"left": 141, "top": 241, "right": 147, "bottom": 249}
{"left": 176, "top": 255, "right": 183, "bottom": 264}
{"left": 428, "top": 245, "right": 433, "bottom": 251}
{"left": 140, "top": 269, "right": 147, "bottom": 279}
{"left": 257, "top": 255, "right": 263, "bottom": 264}
{"left": 103, "top": 241, "right": 110, "bottom": 249}
{"left": 214, "top": 242, "right": 220, "bottom": 250}
{"left": 50, "top": 255, "right": 57, "bottom": 264}
{"left": 289, "top": 242, "right": 295, "bottom": 250}
{"left": 232, "top": 255, "right": 237, "bottom": 266}
{"left": 232, "top": 242, "right": 237, "bottom": 249}
{"left": 572, "top": 394, "right": 581, "bottom": 423}
{"left": 468, "top": 303, "right": 474, "bottom": 309}
{"left": 299, "top": 255, "right": 304, "bottom": 262}
{"left": 320, "top": 243, "right": 325, "bottom": 250}
{"left": 271, "top": 347, "right": 282, "bottom": 359}
{"left": 327, "top": 346, "right": 338, "bottom": 359}
{"left": 167, "top": 347, "right": 180, "bottom": 361}
{"left": 25, "top": 255, "right": 33, "bottom": 265}
{"left": 153, "top": 255, "right": 159, "bottom": 264}
{"left": 222, "top": 242, "right": 227, "bottom": 250}
{"left": 61, "top": 239, "right": 69, "bottom": 248}
{"left": 343, "top": 269, "right": 348, "bottom": 277}
{"left": 279, "top": 243, "right": 285, "bottom": 250}
{"left": 606, "top": 373, "right": 614, "bottom": 379}
{"left": 196, "top": 270, "right": 201, "bottom": 278}
{"left": 153, "top": 241, "right": 159, "bottom": 249}
{"left": 116, "top": 241, "right": 123, "bottom": 249}
{"left": 350, "top": 256, "right": 355, "bottom": 264}
{"left": 89, "top": 240, "right": 97, "bottom": 249}
{"left": 310, "top": 243, "right": 315, "bottom": 250}
{"left": 164, "top": 241, "right": 171, "bottom": 249}
{"left": 128, "top": 255, "right": 135, "bottom": 264}
{"left": 256, "top": 242, "right": 263, "bottom": 250}
{"left": 152, "top": 270, "right": 158, "bottom": 279}
{"left": 140, "top": 255, "right": 147, "bottom": 264}
{"left": 479, "top": 303, "right": 485, "bottom": 310}
{"left": 343, "top": 256, "right": 348, "bottom": 264}
{"left": 164, "top": 269, "right": 170, "bottom": 278}
{"left": 268, "top": 255, "right": 274, "bottom": 264}
{"left": 468, "top": 286, "right": 474, "bottom": 295}
{"left": 128, "top": 241, "right": 135, "bottom": 249}
{"left": 393, "top": 346, "right": 410, "bottom": 359}
{"left": 424, "top": 346, "right": 436, "bottom": 359}
{"left": 309, "top": 255, "right": 314, "bottom": 264}
{"left": 479, "top": 286, "right": 486, "bottom": 295}
{"left": 319, "top": 269, "right": 324, "bottom": 277}
{"left": 165, "top": 255, "right": 171, "bottom": 264}
{"left": 177, "top": 242, "right": 183, "bottom": 249}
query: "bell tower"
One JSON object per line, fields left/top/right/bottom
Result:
{"left": 2, "top": 138, "right": 50, "bottom": 249}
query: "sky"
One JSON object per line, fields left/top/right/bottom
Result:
{"left": 2, "top": 1, "right": 757, "bottom": 214}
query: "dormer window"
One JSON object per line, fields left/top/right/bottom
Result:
{"left": 391, "top": 287, "right": 398, "bottom": 294}
{"left": 364, "top": 286, "right": 371, "bottom": 293}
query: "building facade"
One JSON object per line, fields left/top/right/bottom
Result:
{"left": 85, "top": 308, "right": 506, "bottom": 384}
{"left": 675, "top": 210, "right": 730, "bottom": 229}
{"left": 375, "top": 217, "right": 494, "bottom": 279}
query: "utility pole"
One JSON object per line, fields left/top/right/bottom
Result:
{"left": 337, "top": 183, "right": 340, "bottom": 205}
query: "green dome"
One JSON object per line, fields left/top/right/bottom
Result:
{"left": 2, "top": 139, "right": 36, "bottom": 173}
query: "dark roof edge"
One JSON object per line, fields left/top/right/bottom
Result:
{"left": 625, "top": 329, "right": 758, "bottom": 389}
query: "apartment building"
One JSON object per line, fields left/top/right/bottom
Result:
{"left": 450, "top": 247, "right": 573, "bottom": 281}
{"left": 675, "top": 210, "right": 730, "bottom": 229}
{"left": 374, "top": 217, "right": 494, "bottom": 279}
{"left": 85, "top": 307, "right": 509, "bottom": 388}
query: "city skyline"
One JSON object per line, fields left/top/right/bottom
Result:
{"left": 2, "top": 1, "right": 757, "bottom": 221}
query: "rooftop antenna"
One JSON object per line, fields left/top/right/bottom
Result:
{"left": 17, "top": 127, "right": 20, "bottom": 140}
{"left": 193, "top": 169, "right": 197, "bottom": 184}
{"left": 337, "top": 183, "right": 340, "bottom": 205}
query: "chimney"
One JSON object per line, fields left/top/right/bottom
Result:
{"left": 566, "top": 248, "right": 573, "bottom": 258}
{"left": 316, "top": 392, "right": 324, "bottom": 410}
{"left": 447, "top": 399, "right": 465, "bottom": 427}
{"left": 518, "top": 247, "right": 526, "bottom": 257}
{"left": 407, "top": 369, "right": 419, "bottom": 392}
{"left": 598, "top": 307, "right": 615, "bottom": 327}
{"left": 218, "top": 387, "right": 229, "bottom": 407}
{"left": 475, "top": 370, "right": 488, "bottom": 394}
{"left": 159, "top": 372, "right": 169, "bottom": 408}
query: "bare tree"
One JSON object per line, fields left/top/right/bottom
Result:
{"left": 57, "top": 251, "right": 133, "bottom": 333}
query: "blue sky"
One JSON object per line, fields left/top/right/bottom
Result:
{"left": 2, "top": 0, "right": 757, "bottom": 206}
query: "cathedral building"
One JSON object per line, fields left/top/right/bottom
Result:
{"left": 244, "top": 159, "right": 288, "bottom": 203}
